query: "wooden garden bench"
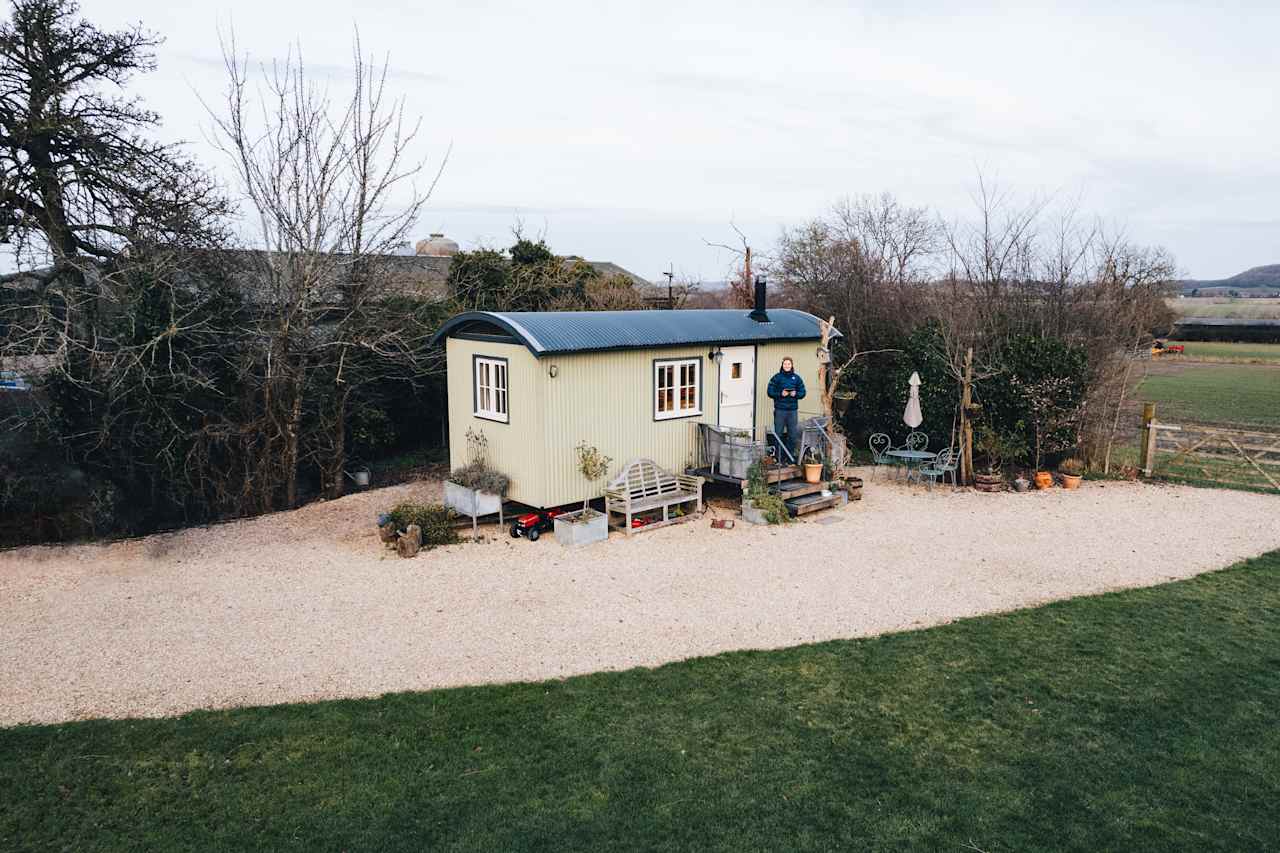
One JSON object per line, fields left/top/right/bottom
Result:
{"left": 604, "top": 458, "right": 704, "bottom": 536}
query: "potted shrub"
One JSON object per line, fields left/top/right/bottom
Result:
{"left": 1058, "top": 457, "right": 1085, "bottom": 490}
{"left": 444, "top": 429, "right": 510, "bottom": 519}
{"left": 973, "top": 426, "right": 1022, "bottom": 493}
{"left": 741, "top": 461, "right": 790, "bottom": 525}
{"left": 555, "top": 442, "right": 611, "bottom": 546}
{"left": 800, "top": 446, "right": 823, "bottom": 484}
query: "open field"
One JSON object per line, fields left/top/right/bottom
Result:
{"left": 1136, "top": 361, "right": 1280, "bottom": 430}
{"left": 1163, "top": 340, "right": 1280, "bottom": 364}
{"left": 3, "top": 549, "right": 1279, "bottom": 851}
{"left": 1169, "top": 296, "right": 1280, "bottom": 319}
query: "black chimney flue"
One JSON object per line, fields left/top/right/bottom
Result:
{"left": 749, "top": 276, "right": 769, "bottom": 323}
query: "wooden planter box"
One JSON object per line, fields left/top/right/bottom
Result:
{"left": 444, "top": 481, "right": 503, "bottom": 518}
{"left": 554, "top": 508, "right": 608, "bottom": 546}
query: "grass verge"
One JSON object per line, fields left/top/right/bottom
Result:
{"left": 1137, "top": 362, "right": 1280, "bottom": 429}
{"left": 1164, "top": 341, "right": 1280, "bottom": 364}
{"left": 3, "top": 551, "right": 1280, "bottom": 851}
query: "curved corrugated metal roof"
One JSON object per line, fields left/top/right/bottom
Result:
{"left": 432, "top": 309, "right": 837, "bottom": 356}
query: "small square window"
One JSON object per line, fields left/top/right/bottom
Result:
{"left": 654, "top": 358, "right": 701, "bottom": 420}
{"left": 731, "top": 362, "right": 742, "bottom": 379}
{"left": 474, "top": 356, "right": 509, "bottom": 423}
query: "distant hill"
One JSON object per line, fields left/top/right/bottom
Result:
{"left": 1180, "top": 264, "right": 1280, "bottom": 295}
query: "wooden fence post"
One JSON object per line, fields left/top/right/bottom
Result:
{"left": 1139, "top": 402, "right": 1156, "bottom": 476}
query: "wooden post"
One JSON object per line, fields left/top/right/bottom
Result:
{"left": 818, "top": 315, "right": 836, "bottom": 424}
{"left": 959, "top": 347, "right": 974, "bottom": 486}
{"left": 1139, "top": 402, "right": 1156, "bottom": 476}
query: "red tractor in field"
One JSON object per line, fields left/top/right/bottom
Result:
{"left": 1151, "top": 340, "right": 1184, "bottom": 356}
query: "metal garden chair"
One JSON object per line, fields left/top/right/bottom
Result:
{"left": 919, "top": 447, "right": 958, "bottom": 490}
{"left": 868, "top": 433, "right": 893, "bottom": 481}
{"left": 904, "top": 431, "right": 929, "bottom": 452}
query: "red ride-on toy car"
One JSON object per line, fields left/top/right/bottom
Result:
{"left": 510, "top": 508, "right": 564, "bottom": 542}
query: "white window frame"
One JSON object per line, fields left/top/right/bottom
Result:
{"left": 474, "top": 356, "right": 509, "bottom": 423}
{"left": 654, "top": 357, "right": 701, "bottom": 421}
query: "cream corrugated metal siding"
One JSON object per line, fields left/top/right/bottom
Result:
{"left": 445, "top": 337, "right": 545, "bottom": 503}
{"left": 535, "top": 346, "right": 716, "bottom": 507}
{"left": 446, "top": 336, "right": 826, "bottom": 509}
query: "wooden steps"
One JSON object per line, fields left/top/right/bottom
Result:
{"left": 784, "top": 491, "right": 844, "bottom": 516}
{"left": 776, "top": 479, "right": 825, "bottom": 499}
{"left": 779, "top": 473, "right": 864, "bottom": 517}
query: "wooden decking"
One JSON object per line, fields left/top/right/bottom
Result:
{"left": 686, "top": 465, "right": 863, "bottom": 519}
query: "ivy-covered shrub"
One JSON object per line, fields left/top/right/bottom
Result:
{"left": 384, "top": 502, "right": 459, "bottom": 550}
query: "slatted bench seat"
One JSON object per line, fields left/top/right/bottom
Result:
{"left": 604, "top": 458, "right": 704, "bottom": 536}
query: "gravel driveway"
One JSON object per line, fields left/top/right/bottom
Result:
{"left": 3, "top": 474, "right": 1280, "bottom": 726}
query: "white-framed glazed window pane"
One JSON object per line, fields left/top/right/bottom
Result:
{"left": 474, "top": 357, "right": 509, "bottom": 423}
{"left": 655, "top": 358, "right": 700, "bottom": 420}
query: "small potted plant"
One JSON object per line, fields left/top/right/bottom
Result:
{"left": 1058, "top": 457, "right": 1084, "bottom": 490}
{"left": 1013, "top": 473, "right": 1031, "bottom": 493}
{"left": 973, "top": 426, "right": 1022, "bottom": 493}
{"left": 801, "top": 446, "right": 823, "bottom": 484}
{"left": 555, "top": 442, "right": 611, "bottom": 546}
{"left": 444, "top": 429, "right": 510, "bottom": 519}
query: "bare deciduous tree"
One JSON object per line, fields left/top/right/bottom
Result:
{"left": 207, "top": 30, "right": 446, "bottom": 506}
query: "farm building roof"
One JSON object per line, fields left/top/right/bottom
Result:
{"left": 431, "top": 309, "right": 838, "bottom": 357}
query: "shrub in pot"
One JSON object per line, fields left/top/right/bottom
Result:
{"left": 444, "top": 429, "right": 510, "bottom": 518}
{"left": 742, "top": 461, "right": 790, "bottom": 525}
{"left": 1058, "top": 457, "right": 1085, "bottom": 490}
{"left": 555, "top": 442, "right": 611, "bottom": 546}
{"left": 801, "top": 446, "right": 823, "bottom": 485}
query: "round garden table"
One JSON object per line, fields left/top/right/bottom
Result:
{"left": 886, "top": 448, "right": 936, "bottom": 482}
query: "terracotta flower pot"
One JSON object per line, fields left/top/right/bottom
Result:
{"left": 803, "top": 463, "right": 823, "bottom": 484}
{"left": 1059, "top": 473, "right": 1083, "bottom": 490}
{"left": 1033, "top": 471, "right": 1053, "bottom": 490}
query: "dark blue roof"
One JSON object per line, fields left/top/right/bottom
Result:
{"left": 432, "top": 309, "right": 838, "bottom": 357}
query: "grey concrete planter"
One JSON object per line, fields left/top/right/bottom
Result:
{"left": 741, "top": 498, "right": 769, "bottom": 525}
{"left": 718, "top": 440, "right": 767, "bottom": 479}
{"left": 554, "top": 508, "right": 608, "bottom": 546}
{"left": 444, "top": 481, "right": 502, "bottom": 518}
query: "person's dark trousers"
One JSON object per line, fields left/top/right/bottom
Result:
{"left": 774, "top": 409, "right": 799, "bottom": 461}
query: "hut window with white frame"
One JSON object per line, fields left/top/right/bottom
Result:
{"left": 654, "top": 358, "right": 700, "bottom": 420}
{"left": 474, "top": 357, "right": 508, "bottom": 422}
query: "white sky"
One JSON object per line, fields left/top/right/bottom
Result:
{"left": 93, "top": 0, "right": 1280, "bottom": 282}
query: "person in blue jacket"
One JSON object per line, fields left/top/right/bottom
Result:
{"left": 767, "top": 357, "right": 806, "bottom": 460}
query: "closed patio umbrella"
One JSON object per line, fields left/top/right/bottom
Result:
{"left": 903, "top": 371, "right": 923, "bottom": 428}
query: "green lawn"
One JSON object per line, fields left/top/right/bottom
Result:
{"left": 5, "top": 554, "right": 1280, "bottom": 850}
{"left": 1166, "top": 340, "right": 1280, "bottom": 364}
{"left": 1138, "top": 363, "right": 1280, "bottom": 429}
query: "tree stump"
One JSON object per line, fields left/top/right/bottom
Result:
{"left": 379, "top": 522, "right": 399, "bottom": 547}
{"left": 396, "top": 524, "right": 422, "bottom": 558}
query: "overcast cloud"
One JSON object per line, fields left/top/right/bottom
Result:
{"left": 91, "top": 0, "right": 1280, "bottom": 282}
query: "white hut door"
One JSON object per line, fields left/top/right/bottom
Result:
{"left": 718, "top": 346, "right": 755, "bottom": 434}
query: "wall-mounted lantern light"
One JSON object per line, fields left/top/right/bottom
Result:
{"left": 708, "top": 347, "right": 723, "bottom": 364}
{"left": 548, "top": 364, "right": 559, "bottom": 378}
